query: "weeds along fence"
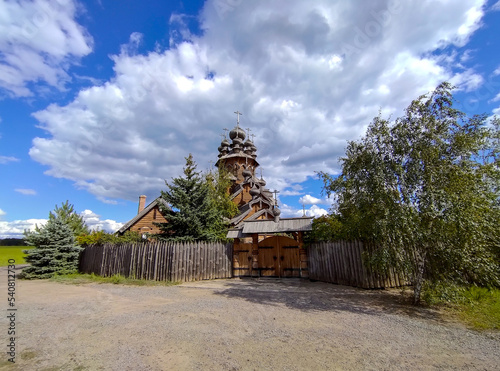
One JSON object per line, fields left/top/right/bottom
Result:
{"left": 79, "top": 241, "right": 233, "bottom": 282}
{"left": 308, "top": 241, "right": 407, "bottom": 289}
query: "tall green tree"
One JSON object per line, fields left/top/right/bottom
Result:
{"left": 22, "top": 216, "right": 83, "bottom": 279}
{"left": 319, "top": 83, "right": 500, "bottom": 303}
{"left": 156, "top": 154, "right": 232, "bottom": 241}
{"left": 206, "top": 162, "right": 239, "bottom": 235}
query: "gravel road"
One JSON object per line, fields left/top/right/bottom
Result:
{"left": 1, "top": 270, "right": 499, "bottom": 370}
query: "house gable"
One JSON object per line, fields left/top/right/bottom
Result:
{"left": 117, "top": 197, "right": 170, "bottom": 235}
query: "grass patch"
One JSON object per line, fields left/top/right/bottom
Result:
{"left": 422, "top": 282, "right": 500, "bottom": 330}
{"left": 0, "top": 246, "right": 34, "bottom": 266}
{"left": 49, "top": 272, "right": 179, "bottom": 287}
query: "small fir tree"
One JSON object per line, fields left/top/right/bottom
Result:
{"left": 22, "top": 217, "right": 83, "bottom": 279}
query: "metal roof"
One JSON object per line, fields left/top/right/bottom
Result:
{"left": 227, "top": 229, "right": 247, "bottom": 239}
{"left": 226, "top": 217, "right": 313, "bottom": 238}
{"left": 242, "top": 217, "right": 313, "bottom": 234}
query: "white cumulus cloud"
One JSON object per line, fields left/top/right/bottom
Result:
{"left": 0, "top": 218, "right": 47, "bottom": 239}
{"left": 0, "top": 210, "right": 123, "bottom": 239}
{"left": 299, "top": 194, "right": 329, "bottom": 205}
{"left": 28, "top": 0, "right": 488, "bottom": 203}
{"left": 80, "top": 209, "right": 123, "bottom": 233}
{"left": 280, "top": 203, "right": 328, "bottom": 218}
{"left": 0, "top": 0, "right": 93, "bottom": 97}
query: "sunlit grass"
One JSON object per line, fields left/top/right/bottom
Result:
{"left": 422, "top": 282, "right": 500, "bottom": 330}
{"left": 49, "top": 272, "right": 179, "bottom": 286}
{"left": 0, "top": 246, "right": 34, "bottom": 266}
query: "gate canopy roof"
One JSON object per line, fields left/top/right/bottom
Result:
{"left": 227, "top": 217, "right": 313, "bottom": 238}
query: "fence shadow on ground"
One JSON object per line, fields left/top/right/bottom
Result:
{"left": 210, "top": 278, "right": 445, "bottom": 323}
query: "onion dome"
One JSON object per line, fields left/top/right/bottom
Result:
{"left": 229, "top": 125, "right": 246, "bottom": 141}
{"left": 273, "top": 207, "right": 281, "bottom": 217}
{"left": 232, "top": 143, "right": 241, "bottom": 153}
{"left": 231, "top": 136, "right": 243, "bottom": 145}
{"left": 258, "top": 177, "right": 266, "bottom": 187}
{"left": 218, "top": 138, "right": 229, "bottom": 157}
{"left": 242, "top": 168, "right": 252, "bottom": 179}
{"left": 249, "top": 185, "right": 260, "bottom": 198}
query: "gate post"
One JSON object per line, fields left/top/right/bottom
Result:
{"left": 251, "top": 233, "right": 260, "bottom": 277}
{"left": 298, "top": 232, "right": 309, "bottom": 278}
{"left": 233, "top": 238, "right": 240, "bottom": 277}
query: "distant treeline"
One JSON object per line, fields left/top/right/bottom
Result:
{"left": 0, "top": 238, "right": 26, "bottom": 246}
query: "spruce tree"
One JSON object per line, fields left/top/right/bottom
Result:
{"left": 157, "top": 154, "right": 226, "bottom": 241}
{"left": 49, "top": 200, "right": 89, "bottom": 237}
{"left": 22, "top": 216, "right": 83, "bottom": 279}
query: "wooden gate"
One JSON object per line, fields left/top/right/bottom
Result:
{"left": 257, "top": 235, "right": 300, "bottom": 277}
{"left": 233, "top": 242, "right": 253, "bottom": 277}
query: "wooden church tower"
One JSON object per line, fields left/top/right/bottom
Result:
{"left": 215, "top": 111, "right": 280, "bottom": 226}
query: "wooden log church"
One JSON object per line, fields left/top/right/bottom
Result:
{"left": 217, "top": 111, "right": 312, "bottom": 278}
{"left": 118, "top": 111, "right": 313, "bottom": 277}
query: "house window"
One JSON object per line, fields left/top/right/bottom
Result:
{"left": 154, "top": 208, "right": 157, "bottom": 219}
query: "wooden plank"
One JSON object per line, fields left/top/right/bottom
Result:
{"left": 217, "top": 242, "right": 222, "bottom": 278}
{"left": 168, "top": 241, "right": 174, "bottom": 281}
{"left": 179, "top": 242, "right": 184, "bottom": 282}
{"left": 156, "top": 243, "right": 161, "bottom": 281}
{"left": 312, "top": 243, "right": 320, "bottom": 281}
{"left": 212, "top": 242, "right": 217, "bottom": 279}
{"left": 332, "top": 242, "right": 340, "bottom": 284}
{"left": 327, "top": 242, "right": 335, "bottom": 283}
{"left": 348, "top": 241, "right": 356, "bottom": 285}
{"left": 209, "top": 241, "right": 214, "bottom": 280}
{"left": 340, "top": 241, "right": 348, "bottom": 285}
{"left": 172, "top": 243, "right": 178, "bottom": 282}
{"left": 189, "top": 242, "right": 195, "bottom": 282}
{"left": 165, "top": 242, "right": 171, "bottom": 282}
{"left": 352, "top": 240, "right": 363, "bottom": 288}
{"left": 185, "top": 242, "right": 191, "bottom": 282}
{"left": 153, "top": 241, "right": 159, "bottom": 281}
{"left": 311, "top": 244, "right": 319, "bottom": 280}
{"left": 194, "top": 241, "right": 200, "bottom": 281}
{"left": 227, "top": 242, "right": 232, "bottom": 278}
{"left": 184, "top": 242, "right": 189, "bottom": 282}
{"left": 317, "top": 243, "right": 324, "bottom": 281}
{"left": 176, "top": 242, "right": 182, "bottom": 282}
{"left": 201, "top": 241, "right": 206, "bottom": 280}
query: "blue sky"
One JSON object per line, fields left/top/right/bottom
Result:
{"left": 1, "top": 0, "right": 500, "bottom": 238}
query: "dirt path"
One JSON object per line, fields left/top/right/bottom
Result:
{"left": 1, "top": 271, "right": 499, "bottom": 370}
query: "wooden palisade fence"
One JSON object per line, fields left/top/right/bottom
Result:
{"left": 79, "top": 241, "right": 233, "bottom": 283}
{"left": 308, "top": 241, "right": 406, "bottom": 289}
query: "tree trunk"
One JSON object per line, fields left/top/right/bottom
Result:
{"left": 413, "top": 250, "right": 427, "bottom": 305}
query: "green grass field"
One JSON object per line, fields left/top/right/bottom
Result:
{"left": 0, "top": 246, "right": 34, "bottom": 266}
{"left": 50, "top": 273, "right": 179, "bottom": 286}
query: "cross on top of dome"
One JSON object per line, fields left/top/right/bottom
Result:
{"left": 234, "top": 110, "right": 242, "bottom": 124}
